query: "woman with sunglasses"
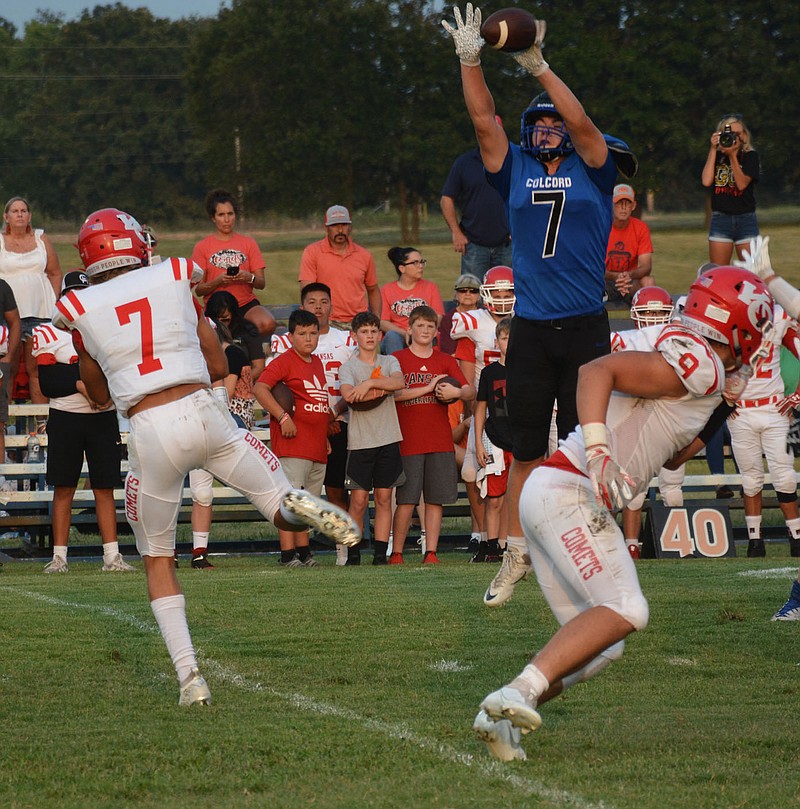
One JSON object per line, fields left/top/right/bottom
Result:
{"left": 701, "top": 113, "right": 760, "bottom": 264}
{"left": 380, "top": 247, "right": 444, "bottom": 354}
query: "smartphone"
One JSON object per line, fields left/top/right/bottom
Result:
{"left": 227, "top": 265, "right": 239, "bottom": 277}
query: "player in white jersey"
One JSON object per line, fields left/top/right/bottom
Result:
{"left": 271, "top": 282, "right": 355, "bottom": 564}
{"left": 727, "top": 304, "right": 800, "bottom": 557}
{"left": 53, "top": 208, "right": 360, "bottom": 707}
{"left": 451, "top": 266, "right": 514, "bottom": 562}
{"left": 472, "top": 267, "right": 772, "bottom": 761}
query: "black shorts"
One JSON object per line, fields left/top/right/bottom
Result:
{"left": 45, "top": 408, "right": 123, "bottom": 489}
{"left": 506, "top": 311, "right": 610, "bottom": 462}
{"left": 324, "top": 422, "right": 348, "bottom": 489}
{"left": 345, "top": 442, "right": 405, "bottom": 492}
{"left": 395, "top": 451, "right": 458, "bottom": 505}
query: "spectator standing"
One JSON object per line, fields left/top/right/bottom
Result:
{"left": 204, "top": 290, "right": 266, "bottom": 379}
{"left": 701, "top": 114, "right": 760, "bottom": 264}
{"left": 32, "top": 271, "right": 132, "bottom": 574}
{"left": 391, "top": 305, "right": 474, "bottom": 564}
{"left": 54, "top": 207, "right": 359, "bottom": 706}
{"left": 380, "top": 247, "right": 445, "bottom": 354}
{"left": 339, "top": 311, "right": 406, "bottom": 565}
{"left": 0, "top": 196, "right": 62, "bottom": 412}
{"left": 441, "top": 135, "right": 513, "bottom": 278}
{"left": 192, "top": 188, "right": 276, "bottom": 339}
{"left": 256, "top": 310, "right": 332, "bottom": 568}
{"left": 0, "top": 280, "right": 21, "bottom": 465}
{"left": 271, "top": 283, "right": 355, "bottom": 564}
{"left": 438, "top": 273, "right": 482, "bottom": 355}
{"left": 444, "top": 6, "right": 616, "bottom": 598}
{"left": 604, "top": 184, "right": 654, "bottom": 305}
{"left": 298, "top": 206, "right": 381, "bottom": 330}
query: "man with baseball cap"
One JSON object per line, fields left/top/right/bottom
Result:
{"left": 298, "top": 205, "right": 381, "bottom": 330}
{"left": 605, "top": 183, "right": 654, "bottom": 304}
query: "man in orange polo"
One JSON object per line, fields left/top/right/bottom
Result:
{"left": 298, "top": 205, "right": 381, "bottom": 329}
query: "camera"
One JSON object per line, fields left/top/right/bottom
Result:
{"left": 718, "top": 124, "right": 738, "bottom": 149}
{"left": 226, "top": 265, "right": 240, "bottom": 277}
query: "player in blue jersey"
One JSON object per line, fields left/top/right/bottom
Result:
{"left": 444, "top": 4, "right": 618, "bottom": 597}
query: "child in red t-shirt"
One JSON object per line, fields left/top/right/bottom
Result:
{"left": 255, "top": 310, "right": 332, "bottom": 567}
{"left": 391, "top": 305, "right": 475, "bottom": 564}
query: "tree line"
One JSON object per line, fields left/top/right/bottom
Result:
{"left": 0, "top": 1, "right": 797, "bottom": 233}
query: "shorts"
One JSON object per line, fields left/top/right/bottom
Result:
{"left": 324, "top": 423, "right": 348, "bottom": 489}
{"left": 238, "top": 298, "right": 260, "bottom": 316}
{"left": 345, "top": 442, "right": 405, "bottom": 492}
{"left": 708, "top": 211, "right": 759, "bottom": 245}
{"left": 395, "top": 451, "right": 458, "bottom": 505}
{"left": 279, "top": 456, "right": 326, "bottom": 497}
{"left": 45, "top": 408, "right": 123, "bottom": 489}
{"left": 485, "top": 449, "right": 513, "bottom": 498}
{"left": 0, "top": 361, "right": 10, "bottom": 422}
{"left": 21, "top": 316, "right": 50, "bottom": 341}
{"left": 507, "top": 312, "right": 610, "bottom": 462}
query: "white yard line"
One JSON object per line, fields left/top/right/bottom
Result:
{"left": 2, "top": 584, "right": 613, "bottom": 809}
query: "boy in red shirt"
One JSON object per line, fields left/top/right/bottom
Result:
{"left": 391, "top": 305, "right": 475, "bottom": 563}
{"left": 255, "top": 310, "right": 332, "bottom": 567}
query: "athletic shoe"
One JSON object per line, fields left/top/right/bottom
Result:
{"left": 472, "top": 709, "right": 526, "bottom": 762}
{"left": 483, "top": 546, "right": 532, "bottom": 608}
{"left": 470, "top": 543, "right": 489, "bottom": 563}
{"left": 282, "top": 490, "right": 360, "bottom": 547}
{"left": 485, "top": 552, "right": 503, "bottom": 564}
{"left": 280, "top": 556, "right": 303, "bottom": 568}
{"left": 300, "top": 555, "right": 319, "bottom": 567}
{"left": 102, "top": 553, "right": 136, "bottom": 572}
{"left": 423, "top": 551, "right": 440, "bottom": 564}
{"left": 747, "top": 539, "right": 766, "bottom": 558}
{"left": 345, "top": 547, "right": 361, "bottom": 566}
{"left": 716, "top": 484, "right": 735, "bottom": 499}
{"left": 335, "top": 544, "right": 348, "bottom": 566}
{"left": 388, "top": 552, "right": 404, "bottom": 565}
{"left": 627, "top": 541, "right": 641, "bottom": 560}
{"left": 480, "top": 686, "right": 542, "bottom": 734}
{"left": 191, "top": 553, "right": 215, "bottom": 569}
{"left": 790, "top": 537, "right": 800, "bottom": 558}
{"left": 372, "top": 554, "right": 387, "bottom": 566}
{"left": 772, "top": 581, "right": 800, "bottom": 622}
{"left": 43, "top": 556, "right": 68, "bottom": 574}
{"left": 178, "top": 668, "right": 211, "bottom": 707}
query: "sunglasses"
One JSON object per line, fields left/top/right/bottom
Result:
{"left": 455, "top": 287, "right": 479, "bottom": 293}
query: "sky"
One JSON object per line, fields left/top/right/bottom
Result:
{"left": 2, "top": 1, "right": 230, "bottom": 35}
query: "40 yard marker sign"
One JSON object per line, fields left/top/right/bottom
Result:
{"left": 643, "top": 502, "right": 736, "bottom": 558}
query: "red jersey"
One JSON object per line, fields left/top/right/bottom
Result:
{"left": 393, "top": 347, "right": 467, "bottom": 456}
{"left": 258, "top": 350, "right": 329, "bottom": 463}
{"left": 191, "top": 232, "right": 266, "bottom": 309}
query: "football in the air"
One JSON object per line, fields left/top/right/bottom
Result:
{"left": 435, "top": 376, "right": 463, "bottom": 405}
{"left": 348, "top": 388, "right": 387, "bottom": 411}
{"left": 271, "top": 381, "right": 295, "bottom": 416}
{"left": 480, "top": 8, "right": 539, "bottom": 52}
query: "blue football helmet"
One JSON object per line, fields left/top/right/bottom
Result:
{"left": 520, "top": 92, "right": 573, "bottom": 162}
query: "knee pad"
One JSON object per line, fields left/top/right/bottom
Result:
{"left": 740, "top": 470, "right": 764, "bottom": 497}
{"left": 189, "top": 469, "right": 214, "bottom": 507}
{"left": 614, "top": 591, "right": 650, "bottom": 632}
{"left": 776, "top": 489, "right": 798, "bottom": 504}
{"left": 661, "top": 488, "right": 684, "bottom": 508}
{"left": 627, "top": 492, "right": 646, "bottom": 511}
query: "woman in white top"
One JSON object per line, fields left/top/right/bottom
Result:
{"left": 0, "top": 197, "right": 62, "bottom": 407}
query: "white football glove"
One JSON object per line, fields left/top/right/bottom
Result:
{"left": 585, "top": 441, "right": 633, "bottom": 511}
{"left": 734, "top": 235, "right": 774, "bottom": 280}
{"left": 441, "top": 4, "right": 485, "bottom": 67}
{"left": 721, "top": 363, "right": 753, "bottom": 406}
{"left": 511, "top": 19, "right": 549, "bottom": 76}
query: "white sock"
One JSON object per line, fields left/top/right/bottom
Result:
{"left": 511, "top": 663, "right": 550, "bottom": 706}
{"left": 745, "top": 516, "right": 761, "bottom": 539}
{"left": 192, "top": 531, "right": 210, "bottom": 552}
{"left": 480, "top": 531, "right": 488, "bottom": 543}
{"left": 151, "top": 594, "right": 197, "bottom": 685}
{"left": 102, "top": 541, "right": 120, "bottom": 562}
{"left": 53, "top": 545, "right": 68, "bottom": 561}
{"left": 786, "top": 518, "right": 800, "bottom": 540}
{"left": 506, "top": 535, "right": 527, "bottom": 552}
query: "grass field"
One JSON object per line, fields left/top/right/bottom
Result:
{"left": 1, "top": 551, "right": 798, "bottom": 809}
{"left": 48, "top": 210, "right": 800, "bottom": 310}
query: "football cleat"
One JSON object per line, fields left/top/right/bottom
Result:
{"left": 422, "top": 551, "right": 440, "bottom": 564}
{"left": 102, "top": 553, "right": 136, "bottom": 572}
{"left": 43, "top": 556, "right": 69, "bottom": 574}
{"left": 190, "top": 553, "right": 215, "bottom": 570}
{"left": 282, "top": 490, "right": 361, "bottom": 547}
{"left": 335, "top": 544, "right": 348, "bottom": 566}
{"left": 789, "top": 537, "right": 800, "bottom": 558}
{"left": 280, "top": 556, "right": 303, "bottom": 568}
{"left": 388, "top": 552, "right": 404, "bottom": 565}
{"left": 627, "top": 541, "right": 641, "bottom": 560}
{"left": 483, "top": 545, "right": 532, "bottom": 607}
{"left": 747, "top": 539, "right": 766, "bottom": 558}
{"left": 473, "top": 709, "right": 527, "bottom": 762}
{"left": 300, "top": 555, "right": 319, "bottom": 568}
{"left": 772, "top": 581, "right": 800, "bottom": 622}
{"left": 178, "top": 668, "right": 212, "bottom": 707}
{"left": 481, "top": 686, "right": 542, "bottom": 733}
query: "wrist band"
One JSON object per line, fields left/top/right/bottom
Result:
{"left": 278, "top": 411, "right": 290, "bottom": 425}
{"left": 582, "top": 422, "right": 608, "bottom": 448}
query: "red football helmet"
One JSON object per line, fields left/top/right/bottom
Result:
{"left": 630, "top": 286, "right": 674, "bottom": 328}
{"left": 681, "top": 267, "right": 773, "bottom": 367}
{"left": 480, "top": 266, "right": 515, "bottom": 315}
{"left": 77, "top": 208, "right": 149, "bottom": 276}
